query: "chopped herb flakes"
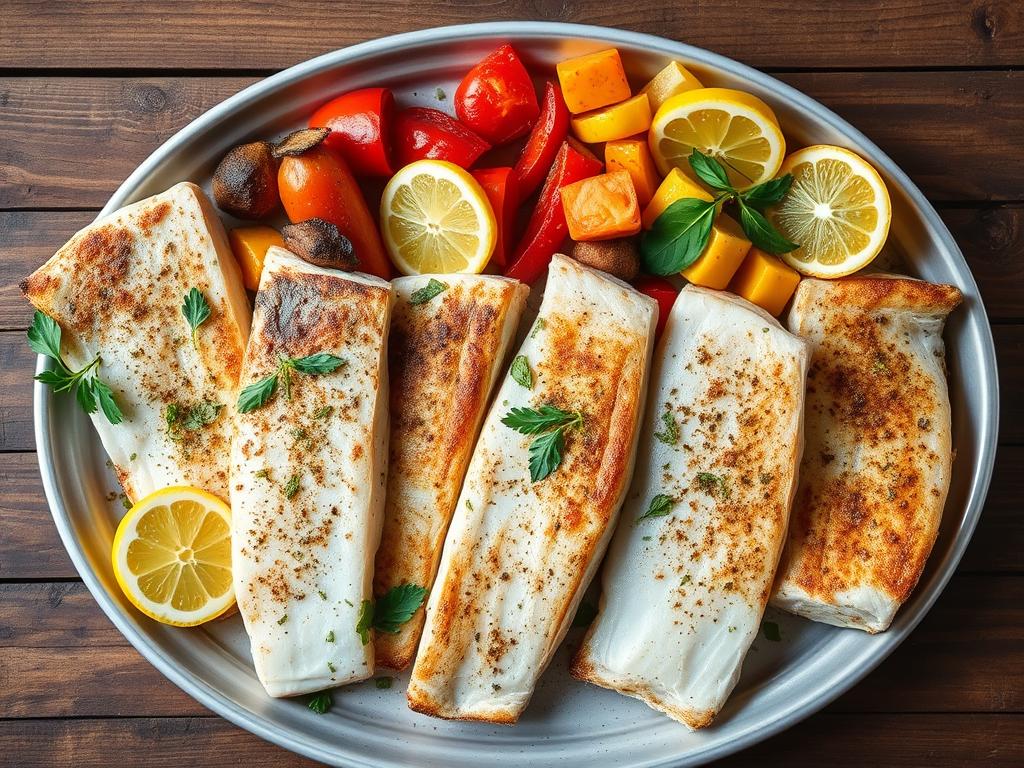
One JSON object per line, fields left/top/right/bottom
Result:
{"left": 308, "top": 691, "right": 332, "bottom": 714}
{"left": 510, "top": 355, "right": 532, "bottom": 389}
{"left": 277, "top": 614, "right": 288, "bottom": 626}
{"left": 375, "top": 676, "right": 393, "bottom": 689}
{"left": 696, "top": 471, "right": 730, "bottom": 499}
{"left": 314, "top": 405, "right": 334, "bottom": 420}
{"left": 530, "top": 317, "right": 546, "bottom": 338}
{"left": 327, "top": 661, "right": 336, "bottom": 673}
{"left": 284, "top": 474, "right": 301, "bottom": 499}
{"left": 326, "top": 630, "right": 335, "bottom": 643}
{"left": 409, "top": 278, "right": 448, "bottom": 305}
{"left": 653, "top": 405, "right": 679, "bottom": 445}
{"left": 318, "top": 590, "right": 328, "bottom": 600}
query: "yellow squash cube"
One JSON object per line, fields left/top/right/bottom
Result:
{"left": 682, "top": 214, "right": 751, "bottom": 289}
{"left": 605, "top": 138, "right": 661, "bottom": 206}
{"left": 556, "top": 48, "right": 631, "bottom": 114}
{"left": 228, "top": 226, "right": 285, "bottom": 291}
{"left": 571, "top": 94, "right": 653, "bottom": 144}
{"left": 642, "top": 167, "right": 714, "bottom": 228}
{"left": 639, "top": 61, "right": 704, "bottom": 111}
{"left": 728, "top": 247, "right": 801, "bottom": 315}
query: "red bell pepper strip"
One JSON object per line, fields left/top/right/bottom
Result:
{"left": 393, "top": 107, "right": 491, "bottom": 169}
{"left": 309, "top": 87, "right": 396, "bottom": 177}
{"left": 471, "top": 167, "right": 519, "bottom": 269}
{"left": 512, "top": 81, "right": 570, "bottom": 200}
{"left": 632, "top": 274, "right": 679, "bottom": 339}
{"left": 504, "top": 138, "right": 603, "bottom": 285}
{"left": 455, "top": 43, "right": 540, "bottom": 145}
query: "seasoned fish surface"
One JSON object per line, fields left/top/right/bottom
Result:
{"left": 572, "top": 286, "right": 809, "bottom": 729}
{"left": 374, "top": 274, "right": 529, "bottom": 670}
{"left": 408, "top": 254, "right": 657, "bottom": 723}
{"left": 232, "top": 248, "right": 392, "bottom": 697}
{"left": 772, "top": 276, "right": 962, "bottom": 633}
{"left": 21, "top": 182, "right": 249, "bottom": 502}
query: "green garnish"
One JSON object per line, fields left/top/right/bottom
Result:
{"left": 409, "top": 278, "right": 448, "bottom": 305}
{"left": 318, "top": 590, "right": 327, "bottom": 600}
{"left": 354, "top": 584, "right": 429, "bottom": 646}
{"left": 255, "top": 469, "right": 270, "bottom": 480}
{"left": 501, "top": 405, "right": 584, "bottom": 482}
{"left": 327, "top": 661, "right": 336, "bottom": 673}
{"left": 165, "top": 401, "right": 223, "bottom": 438}
{"left": 119, "top": 493, "right": 132, "bottom": 511}
{"left": 28, "top": 311, "right": 122, "bottom": 424}
{"left": 465, "top": 499, "right": 474, "bottom": 511}
{"left": 326, "top": 630, "right": 335, "bottom": 643}
{"left": 763, "top": 621, "right": 782, "bottom": 642}
{"left": 129, "top": 452, "right": 137, "bottom": 462}
{"left": 530, "top": 317, "right": 546, "bottom": 338}
{"left": 308, "top": 691, "right": 332, "bottom": 714}
{"left": 283, "top": 474, "right": 300, "bottom": 499}
{"left": 181, "top": 287, "right": 211, "bottom": 350}
{"left": 237, "top": 352, "right": 346, "bottom": 413}
{"left": 510, "top": 355, "right": 532, "bottom": 389}
{"left": 313, "top": 405, "right": 334, "bottom": 420}
{"left": 375, "top": 676, "right": 393, "bottom": 690}
{"left": 696, "top": 471, "right": 730, "bottom": 499}
{"left": 277, "top": 614, "right": 288, "bottom": 626}
{"left": 434, "top": 87, "right": 446, "bottom": 101}
{"left": 637, "top": 493, "right": 675, "bottom": 523}
{"left": 355, "top": 600, "right": 374, "bottom": 645}
{"left": 653, "top": 405, "right": 679, "bottom": 445}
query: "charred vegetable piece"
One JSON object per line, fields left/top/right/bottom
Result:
{"left": 281, "top": 218, "right": 357, "bottom": 272}
{"left": 213, "top": 141, "right": 280, "bottom": 220}
{"left": 272, "top": 128, "right": 331, "bottom": 158}
{"left": 571, "top": 238, "right": 639, "bottom": 282}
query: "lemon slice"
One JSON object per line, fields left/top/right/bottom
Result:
{"left": 380, "top": 159, "right": 496, "bottom": 276}
{"left": 767, "top": 145, "right": 892, "bottom": 278}
{"left": 112, "top": 486, "right": 234, "bottom": 626}
{"left": 648, "top": 87, "right": 786, "bottom": 190}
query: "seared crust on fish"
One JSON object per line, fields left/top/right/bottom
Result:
{"left": 771, "top": 276, "right": 962, "bottom": 633}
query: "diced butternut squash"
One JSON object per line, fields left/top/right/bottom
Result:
{"left": 228, "top": 226, "right": 285, "bottom": 291}
{"left": 682, "top": 214, "right": 751, "bottom": 289}
{"left": 571, "top": 94, "right": 653, "bottom": 144}
{"left": 642, "top": 167, "right": 714, "bottom": 228}
{"left": 560, "top": 170, "right": 641, "bottom": 242}
{"left": 605, "top": 138, "right": 661, "bottom": 207}
{"left": 728, "top": 247, "right": 801, "bottom": 315}
{"left": 639, "top": 61, "right": 704, "bottom": 111}
{"left": 556, "top": 49, "right": 631, "bottom": 115}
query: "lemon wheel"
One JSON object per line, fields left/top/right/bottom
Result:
{"left": 767, "top": 145, "right": 892, "bottom": 277}
{"left": 111, "top": 486, "right": 235, "bottom": 626}
{"left": 380, "top": 159, "right": 496, "bottom": 275}
{"left": 648, "top": 87, "right": 786, "bottom": 190}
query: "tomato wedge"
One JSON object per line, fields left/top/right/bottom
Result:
{"left": 455, "top": 43, "right": 540, "bottom": 145}
{"left": 393, "top": 107, "right": 491, "bottom": 169}
{"left": 309, "top": 87, "right": 395, "bottom": 177}
{"left": 471, "top": 167, "right": 519, "bottom": 269}
{"left": 513, "top": 81, "right": 570, "bottom": 200}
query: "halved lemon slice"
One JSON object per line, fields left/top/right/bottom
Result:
{"left": 112, "top": 486, "right": 234, "bottom": 626}
{"left": 767, "top": 145, "right": 892, "bottom": 278}
{"left": 648, "top": 88, "right": 786, "bottom": 190}
{"left": 380, "top": 159, "right": 496, "bottom": 276}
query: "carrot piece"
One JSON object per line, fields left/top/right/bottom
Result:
{"left": 559, "top": 170, "right": 641, "bottom": 242}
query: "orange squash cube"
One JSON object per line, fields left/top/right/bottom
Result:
{"left": 728, "top": 247, "right": 801, "bottom": 315}
{"left": 642, "top": 167, "right": 714, "bottom": 229}
{"left": 559, "top": 170, "right": 641, "bottom": 242}
{"left": 571, "top": 94, "right": 653, "bottom": 144}
{"left": 228, "top": 226, "right": 285, "bottom": 291}
{"left": 605, "top": 138, "right": 661, "bottom": 206}
{"left": 682, "top": 214, "right": 751, "bottom": 289}
{"left": 639, "top": 61, "right": 704, "bottom": 111}
{"left": 556, "top": 49, "right": 631, "bottom": 114}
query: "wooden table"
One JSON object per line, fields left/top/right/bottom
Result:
{"left": 1, "top": 2, "right": 1021, "bottom": 765}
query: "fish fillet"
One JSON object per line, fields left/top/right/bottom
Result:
{"left": 771, "top": 276, "right": 962, "bottom": 633}
{"left": 21, "top": 182, "right": 250, "bottom": 502}
{"left": 407, "top": 254, "right": 657, "bottom": 723}
{"left": 231, "top": 247, "right": 393, "bottom": 696}
{"left": 571, "top": 285, "right": 810, "bottom": 729}
{"left": 374, "top": 274, "right": 529, "bottom": 670}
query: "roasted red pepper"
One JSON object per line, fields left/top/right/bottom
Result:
{"left": 504, "top": 138, "right": 603, "bottom": 284}
{"left": 513, "top": 81, "right": 570, "bottom": 200}
{"left": 471, "top": 167, "right": 519, "bottom": 269}
{"left": 632, "top": 274, "right": 679, "bottom": 339}
{"left": 393, "top": 107, "right": 491, "bottom": 169}
{"left": 455, "top": 43, "right": 540, "bottom": 145}
{"left": 309, "top": 87, "right": 395, "bottom": 177}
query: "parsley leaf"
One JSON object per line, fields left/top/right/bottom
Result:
{"left": 637, "top": 493, "right": 675, "bottom": 523}
{"left": 502, "top": 405, "right": 583, "bottom": 483}
{"left": 737, "top": 198, "right": 799, "bottom": 255}
{"left": 510, "top": 355, "right": 532, "bottom": 389}
{"left": 355, "top": 600, "right": 374, "bottom": 645}
{"left": 527, "top": 427, "right": 566, "bottom": 482}
{"left": 688, "top": 148, "right": 733, "bottom": 192}
{"left": 696, "top": 472, "right": 730, "bottom": 499}
{"left": 373, "top": 584, "right": 428, "bottom": 634}
{"left": 640, "top": 197, "right": 720, "bottom": 275}
{"left": 181, "top": 287, "right": 211, "bottom": 349}
{"left": 236, "top": 353, "right": 346, "bottom": 413}
{"left": 653, "top": 406, "right": 679, "bottom": 445}
{"left": 308, "top": 691, "right": 332, "bottom": 714}
{"left": 409, "top": 278, "right": 448, "bottom": 305}
{"left": 27, "top": 311, "right": 64, "bottom": 362}
{"left": 237, "top": 373, "right": 278, "bottom": 413}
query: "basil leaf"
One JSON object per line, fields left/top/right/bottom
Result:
{"left": 27, "top": 311, "right": 64, "bottom": 363}
{"left": 237, "top": 373, "right": 278, "bottom": 413}
{"left": 741, "top": 174, "right": 793, "bottom": 210}
{"left": 637, "top": 493, "right": 675, "bottom": 523}
{"left": 640, "top": 198, "right": 718, "bottom": 275}
{"left": 409, "top": 278, "right": 448, "bottom": 305}
{"left": 290, "top": 352, "right": 345, "bottom": 375}
{"left": 688, "top": 149, "right": 733, "bottom": 192}
{"left": 510, "top": 355, "right": 532, "bottom": 389}
{"left": 737, "top": 199, "right": 799, "bottom": 255}
{"left": 528, "top": 427, "right": 566, "bottom": 482}
{"left": 93, "top": 378, "right": 124, "bottom": 424}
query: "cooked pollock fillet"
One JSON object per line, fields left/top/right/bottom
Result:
{"left": 374, "top": 275, "right": 529, "bottom": 670}
{"left": 407, "top": 254, "right": 657, "bottom": 723}
{"left": 231, "top": 247, "right": 392, "bottom": 697}
{"left": 21, "top": 182, "right": 249, "bottom": 502}
{"left": 571, "top": 286, "right": 810, "bottom": 729}
{"left": 771, "top": 276, "right": 962, "bottom": 633}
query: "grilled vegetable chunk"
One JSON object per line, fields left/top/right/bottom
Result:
{"left": 374, "top": 274, "right": 528, "bottom": 670}
{"left": 771, "top": 276, "right": 962, "bottom": 633}
{"left": 231, "top": 247, "right": 393, "bottom": 697}
{"left": 408, "top": 254, "right": 657, "bottom": 723}
{"left": 571, "top": 286, "right": 809, "bottom": 729}
{"left": 21, "top": 182, "right": 249, "bottom": 502}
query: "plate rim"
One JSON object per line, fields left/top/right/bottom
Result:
{"left": 32, "top": 20, "right": 1000, "bottom": 768}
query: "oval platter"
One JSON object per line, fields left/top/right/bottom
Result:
{"left": 33, "top": 20, "right": 999, "bottom": 768}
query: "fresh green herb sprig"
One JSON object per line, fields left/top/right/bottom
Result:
{"left": 409, "top": 278, "right": 448, "bottom": 305}
{"left": 501, "top": 405, "right": 584, "bottom": 482}
{"left": 308, "top": 691, "right": 332, "bottom": 714}
{"left": 28, "top": 311, "right": 123, "bottom": 424}
{"left": 181, "top": 287, "right": 211, "bottom": 350}
{"left": 510, "top": 355, "right": 532, "bottom": 389}
{"left": 641, "top": 149, "right": 798, "bottom": 275}
{"left": 237, "top": 352, "right": 346, "bottom": 413}
{"left": 637, "top": 493, "right": 675, "bottom": 523}
{"left": 355, "top": 583, "right": 428, "bottom": 645}
{"left": 653, "top": 406, "right": 679, "bottom": 445}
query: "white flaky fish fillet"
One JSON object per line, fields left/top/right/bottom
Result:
{"left": 231, "top": 247, "right": 393, "bottom": 697}
{"left": 407, "top": 254, "right": 657, "bottom": 723}
{"left": 572, "top": 286, "right": 810, "bottom": 729}
{"left": 21, "top": 182, "right": 250, "bottom": 502}
{"left": 374, "top": 274, "right": 529, "bottom": 670}
{"left": 771, "top": 276, "right": 962, "bottom": 633}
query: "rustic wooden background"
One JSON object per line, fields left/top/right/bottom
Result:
{"left": 1, "top": 1, "right": 1021, "bottom": 765}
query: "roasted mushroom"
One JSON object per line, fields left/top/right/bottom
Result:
{"left": 282, "top": 218, "right": 358, "bottom": 272}
{"left": 571, "top": 238, "right": 640, "bottom": 282}
{"left": 272, "top": 127, "right": 331, "bottom": 159}
{"left": 212, "top": 141, "right": 279, "bottom": 219}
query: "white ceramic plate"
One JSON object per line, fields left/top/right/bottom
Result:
{"left": 34, "top": 21, "right": 999, "bottom": 768}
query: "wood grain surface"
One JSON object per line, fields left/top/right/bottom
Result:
{"left": 0, "top": 1, "right": 1020, "bottom": 766}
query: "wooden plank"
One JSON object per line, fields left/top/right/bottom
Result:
{"left": 0, "top": 454, "right": 75, "bottom": 580}
{"left": 1, "top": 1, "right": 1022, "bottom": 70}
{"left": 0, "top": 72, "right": 1021, "bottom": 209}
